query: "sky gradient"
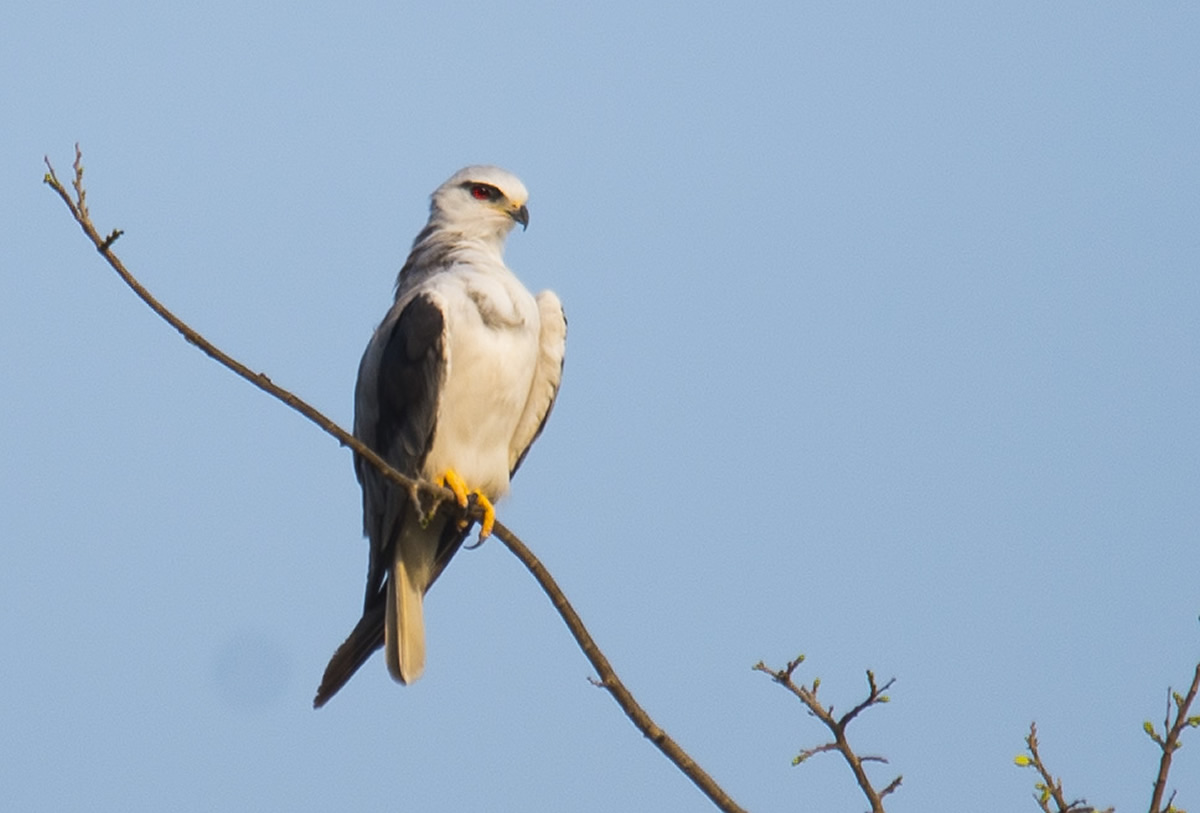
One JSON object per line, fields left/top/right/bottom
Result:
{"left": 3, "top": 2, "right": 1198, "bottom": 810}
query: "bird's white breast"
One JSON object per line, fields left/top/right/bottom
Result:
{"left": 421, "top": 264, "right": 540, "bottom": 499}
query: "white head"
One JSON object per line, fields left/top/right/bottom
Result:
{"left": 428, "top": 165, "right": 530, "bottom": 243}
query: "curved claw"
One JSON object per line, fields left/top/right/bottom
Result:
{"left": 471, "top": 491, "right": 495, "bottom": 540}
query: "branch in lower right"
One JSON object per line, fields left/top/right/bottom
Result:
{"left": 754, "top": 653, "right": 901, "bottom": 812}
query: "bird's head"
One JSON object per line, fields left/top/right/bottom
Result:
{"left": 429, "top": 165, "right": 530, "bottom": 244}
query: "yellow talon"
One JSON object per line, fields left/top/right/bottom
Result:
{"left": 439, "top": 469, "right": 470, "bottom": 509}
{"left": 472, "top": 491, "right": 495, "bottom": 540}
{"left": 439, "top": 470, "right": 495, "bottom": 541}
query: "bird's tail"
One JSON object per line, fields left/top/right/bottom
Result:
{"left": 385, "top": 527, "right": 436, "bottom": 684}
{"left": 314, "top": 507, "right": 469, "bottom": 707}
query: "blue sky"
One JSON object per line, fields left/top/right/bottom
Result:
{"left": 2, "top": 2, "right": 1198, "bottom": 810}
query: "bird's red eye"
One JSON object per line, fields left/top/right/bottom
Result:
{"left": 471, "top": 185, "right": 491, "bottom": 200}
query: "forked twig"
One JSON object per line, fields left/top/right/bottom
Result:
{"left": 754, "top": 655, "right": 900, "bottom": 812}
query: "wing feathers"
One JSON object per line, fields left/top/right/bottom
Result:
{"left": 510, "top": 291, "right": 567, "bottom": 476}
{"left": 355, "top": 293, "right": 447, "bottom": 610}
{"left": 373, "top": 293, "right": 446, "bottom": 468}
{"left": 313, "top": 604, "right": 385, "bottom": 708}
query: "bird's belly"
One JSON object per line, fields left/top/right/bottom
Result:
{"left": 421, "top": 317, "right": 538, "bottom": 500}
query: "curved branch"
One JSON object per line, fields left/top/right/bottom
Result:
{"left": 44, "top": 146, "right": 747, "bottom": 813}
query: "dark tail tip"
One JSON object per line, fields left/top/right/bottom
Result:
{"left": 312, "top": 606, "right": 386, "bottom": 709}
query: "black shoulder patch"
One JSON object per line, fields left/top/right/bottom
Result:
{"left": 374, "top": 294, "right": 445, "bottom": 474}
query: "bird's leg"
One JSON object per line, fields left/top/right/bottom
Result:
{"left": 438, "top": 469, "right": 496, "bottom": 541}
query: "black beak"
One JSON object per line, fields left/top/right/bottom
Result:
{"left": 510, "top": 204, "right": 529, "bottom": 231}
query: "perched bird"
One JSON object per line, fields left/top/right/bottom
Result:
{"left": 314, "top": 166, "right": 566, "bottom": 707}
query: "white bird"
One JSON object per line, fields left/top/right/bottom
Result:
{"left": 314, "top": 166, "right": 566, "bottom": 707}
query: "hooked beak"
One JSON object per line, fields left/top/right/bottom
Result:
{"left": 510, "top": 204, "right": 529, "bottom": 231}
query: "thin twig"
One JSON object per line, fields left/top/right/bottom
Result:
{"left": 1025, "top": 723, "right": 1072, "bottom": 813}
{"left": 44, "top": 146, "right": 747, "bottom": 813}
{"left": 754, "top": 657, "right": 899, "bottom": 812}
{"left": 1018, "top": 722, "right": 1110, "bottom": 813}
{"left": 1148, "top": 660, "right": 1200, "bottom": 813}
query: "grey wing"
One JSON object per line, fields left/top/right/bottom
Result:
{"left": 509, "top": 290, "right": 567, "bottom": 477}
{"left": 355, "top": 291, "right": 452, "bottom": 609}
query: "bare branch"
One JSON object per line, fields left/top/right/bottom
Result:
{"left": 1016, "top": 722, "right": 1111, "bottom": 813}
{"left": 1148, "top": 660, "right": 1200, "bottom": 813}
{"left": 44, "top": 147, "right": 748, "bottom": 813}
{"left": 496, "top": 528, "right": 747, "bottom": 812}
{"left": 840, "top": 670, "right": 895, "bottom": 729}
{"left": 1017, "top": 652, "right": 1200, "bottom": 813}
{"left": 755, "top": 656, "right": 900, "bottom": 811}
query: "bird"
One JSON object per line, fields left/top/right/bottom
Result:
{"left": 313, "top": 166, "right": 566, "bottom": 708}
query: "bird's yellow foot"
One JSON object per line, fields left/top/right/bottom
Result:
{"left": 439, "top": 469, "right": 470, "bottom": 510}
{"left": 438, "top": 469, "right": 495, "bottom": 541}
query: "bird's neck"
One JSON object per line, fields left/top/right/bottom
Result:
{"left": 394, "top": 224, "right": 510, "bottom": 294}
{"left": 421, "top": 220, "right": 508, "bottom": 257}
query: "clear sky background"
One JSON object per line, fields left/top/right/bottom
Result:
{"left": 2, "top": 2, "right": 1198, "bottom": 811}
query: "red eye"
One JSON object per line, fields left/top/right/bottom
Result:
{"left": 471, "top": 185, "right": 491, "bottom": 200}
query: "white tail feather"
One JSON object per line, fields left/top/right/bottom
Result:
{"left": 384, "top": 526, "right": 436, "bottom": 684}
{"left": 384, "top": 562, "right": 423, "bottom": 683}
